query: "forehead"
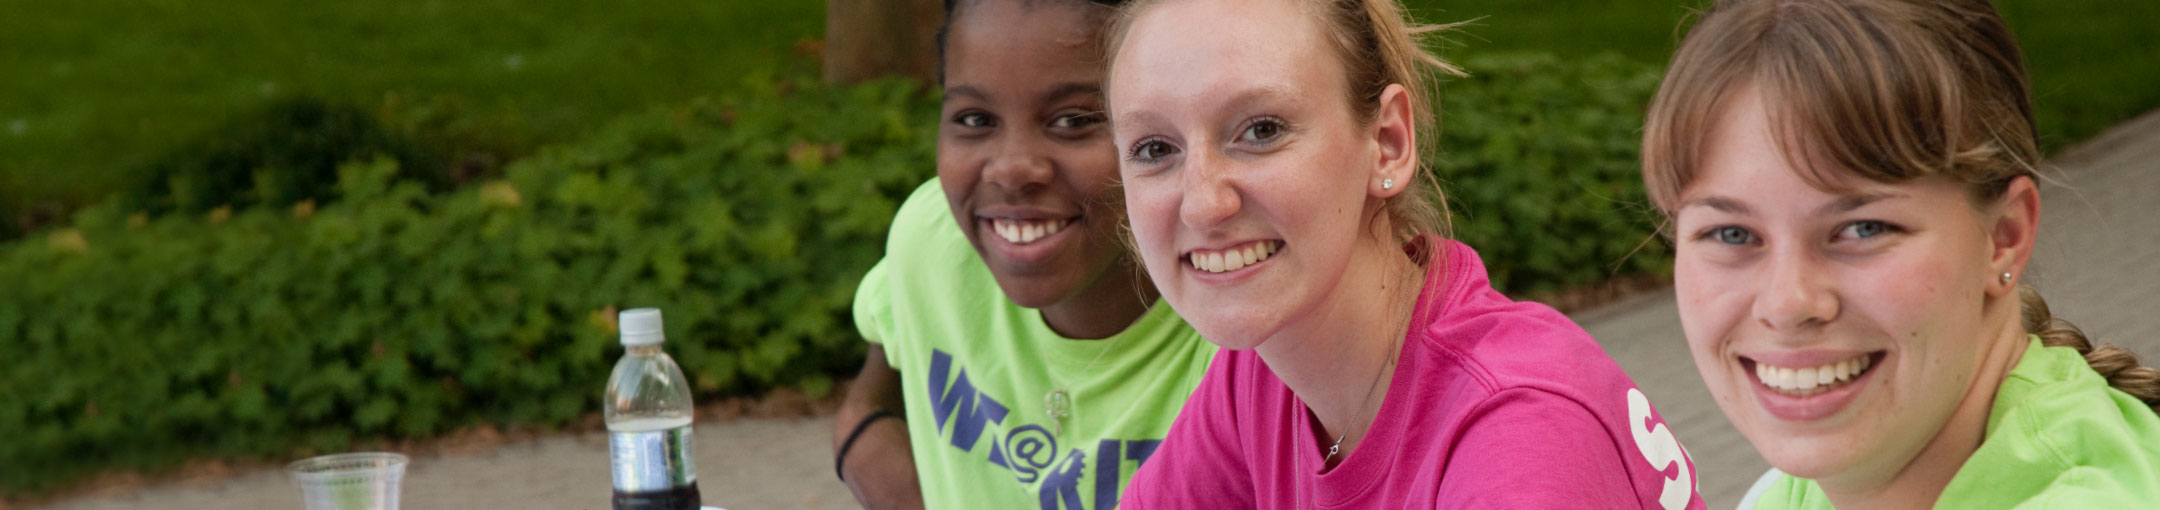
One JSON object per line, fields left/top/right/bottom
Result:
{"left": 946, "top": 0, "right": 1106, "bottom": 95}
{"left": 1110, "top": 0, "right": 1342, "bottom": 111}
{"left": 1684, "top": 88, "right": 1962, "bottom": 215}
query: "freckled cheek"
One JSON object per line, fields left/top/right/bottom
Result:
{"left": 1673, "top": 259, "right": 1756, "bottom": 370}
{"left": 1847, "top": 258, "right": 1958, "bottom": 342}
{"left": 1123, "top": 188, "right": 1179, "bottom": 263}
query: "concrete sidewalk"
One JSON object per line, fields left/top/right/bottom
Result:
{"left": 29, "top": 111, "right": 2160, "bottom": 510}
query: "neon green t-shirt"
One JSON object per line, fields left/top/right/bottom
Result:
{"left": 1754, "top": 335, "right": 2160, "bottom": 509}
{"left": 853, "top": 180, "right": 1217, "bottom": 510}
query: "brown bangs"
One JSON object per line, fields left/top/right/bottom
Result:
{"left": 1642, "top": 0, "right": 2040, "bottom": 218}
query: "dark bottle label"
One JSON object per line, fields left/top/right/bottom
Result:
{"left": 612, "top": 483, "right": 702, "bottom": 510}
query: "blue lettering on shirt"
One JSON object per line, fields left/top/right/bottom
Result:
{"left": 928, "top": 349, "right": 1009, "bottom": 451}
{"left": 924, "top": 348, "right": 1167, "bottom": 510}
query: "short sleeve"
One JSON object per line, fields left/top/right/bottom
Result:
{"left": 1434, "top": 388, "right": 1641, "bottom": 509}
{"left": 1119, "top": 352, "right": 1253, "bottom": 509}
{"left": 850, "top": 179, "right": 946, "bottom": 362}
{"left": 852, "top": 258, "right": 892, "bottom": 347}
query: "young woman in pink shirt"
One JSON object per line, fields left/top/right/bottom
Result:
{"left": 1103, "top": 0, "right": 1708, "bottom": 507}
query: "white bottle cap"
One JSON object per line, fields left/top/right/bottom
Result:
{"left": 618, "top": 308, "right": 665, "bottom": 346}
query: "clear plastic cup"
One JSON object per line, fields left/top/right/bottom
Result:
{"left": 287, "top": 452, "right": 408, "bottom": 510}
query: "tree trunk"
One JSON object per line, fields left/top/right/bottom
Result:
{"left": 823, "top": 0, "right": 944, "bottom": 85}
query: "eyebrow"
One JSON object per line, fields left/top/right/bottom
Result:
{"left": 1110, "top": 83, "right": 1299, "bottom": 131}
{"left": 1040, "top": 82, "right": 1102, "bottom": 105}
{"left": 1222, "top": 84, "right": 1300, "bottom": 111}
{"left": 1680, "top": 196, "right": 1752, "bottom": 216}
{"left": 1678, "top": 191, "right": 1908, "bottom": 217}
{"left": 945, "top": 85, "right": 990, "bottom": 103}
{"left": 1814, "top": 191, "right": 1907, "bottom": 216}
{"left": 945, "top": 82, "right": 1102, "bottom": 105}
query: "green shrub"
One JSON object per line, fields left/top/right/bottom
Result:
{"left": 1437, "top": 53, "right": 1671, "bottom": 295}
{"left": 119, "top": 96, "right": 450, "bottom": 217}
{"left": 0, "top": 77, "right": 938, "bottom": 494}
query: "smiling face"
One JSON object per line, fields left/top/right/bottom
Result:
{"left": 938, "top": 0, "right": 1131, "bottom": 314}
{"left": 1672, "top": 85, "right": 2009, "bottom": 487}
{"left": 1108, "top": 0, "right": 1402, "bottom": 348}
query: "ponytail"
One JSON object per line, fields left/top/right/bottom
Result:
{"left": 2020, "top": 285, "right": 2160, "bottom": 411}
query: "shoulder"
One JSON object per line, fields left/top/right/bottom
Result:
{"left": 1414, "top": 278, "right": 1636, "bottom": 404}
{"left": 864, "top": 178, "right": 990, "bottom": 291}
{"left": 1411, "top": 240, "right": 1633, "bottom": 396}
{"left": 884, "top": 179, "right": 964, "bottom": 254}
{"left": 1953, "top": 344, "right": 2160, "bottom": 506}
{"left": 853, "top": 179, "right": 1004, "bottom": 349}
{"left": 1410, "top": 241, "right": 1704, "bottom": 508}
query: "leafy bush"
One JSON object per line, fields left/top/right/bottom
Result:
{"left": 0, "top": 77, "right": 938, "bottom": 494}
{"left": 119, "top": 96, "right": 454, "bottom": 217}
{"left": 1437, "top": 53, "right": 1671, "bottom": 295}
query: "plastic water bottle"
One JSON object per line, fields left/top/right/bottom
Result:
{"left": 606, "top": 308, "right": 702, "bottom": 510}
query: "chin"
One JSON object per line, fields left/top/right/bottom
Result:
{"left": 1732, "top": 409, "right": 1884, "bottom": 483}
{"left": 989, "top": 273, "right": 1078, "bottom": 310}
{"left": 1756, "top": 438, "right": 1860, "bottom": 480}
{"left": 1181, "top": 310, "right": 1277, "bottom": 351}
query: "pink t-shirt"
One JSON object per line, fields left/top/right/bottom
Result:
{"left": 1122, "top": 239, "right": 1705, "bottom": 509}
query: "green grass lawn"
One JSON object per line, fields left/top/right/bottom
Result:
{"left": 2, "top": 0, "right": 2151, "bottom": 215}
{"left": 0, "top": 0, "right": 824, "bottom": 208}
{"left": 1414, "top": 0, "right": 2160, "bottom": 153}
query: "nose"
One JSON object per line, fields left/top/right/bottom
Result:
{"left": 1178, "top": 151, "right": 1239, "bottom": 230}
{"left": 983, "top": 131, "right": 1052, "bottom": 194}
{"left": 1753, "top": 249, "right": 1839, "bottom": 333}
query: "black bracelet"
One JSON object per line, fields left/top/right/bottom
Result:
{"left": 835, "top": 409, "right": 901, "bottom": 482}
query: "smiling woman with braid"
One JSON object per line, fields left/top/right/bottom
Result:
{"left": 1641, "top": 0, "right": 2160, "bottom": 508}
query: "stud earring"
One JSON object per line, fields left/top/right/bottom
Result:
{"left": 2001, "top": 272, "right": 2013, "bottom": 284}
{"left": 1381, "top": 178, "right": 1394, "bottom": 190}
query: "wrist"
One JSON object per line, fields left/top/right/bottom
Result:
{"left": 835, "top": 409, "right": 901, "bottom": 481}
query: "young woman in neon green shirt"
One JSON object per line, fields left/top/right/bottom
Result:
{"left": 829, "top": 1, "right": 1215, "bottom": 509}
{"left": 1639, "top": 0, "right": 2160, "bottom": 508}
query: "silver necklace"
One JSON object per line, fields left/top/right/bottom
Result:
{"left": 1044, "top": 328, "right": 1125, "bottom": 436}
{"left": 1323, "top": 332, "right": 1398, "bottom": 464}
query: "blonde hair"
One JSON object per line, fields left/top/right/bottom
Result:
{"left": 1108, "top": 0, "right": 1465, "bottom": 256}
{"left": 1642, "top": 0, "right": 2160, "bottom": 410}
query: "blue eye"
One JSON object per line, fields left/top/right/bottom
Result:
{"left": 1713, "top": 226, "right": 1754, "bottom": 245}
{"left": 1838, "top": 220, "right": 1895, "bottom": 240}
{"left": 1848, "top": 221, "right": 1883, "bottom": 238}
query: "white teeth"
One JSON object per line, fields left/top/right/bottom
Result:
{"left": 990, "top": 218, "right": 1071, "bottom": 245}
{"left": 1189, "top": 242, "right": 1281, "bottom": 273}
{"left": 1756, "top": 354, "right": 1876, "bottom": 394}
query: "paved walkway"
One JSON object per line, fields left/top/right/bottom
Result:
{"left": 28, "top": 111, "right": 2159, "bottom": 509}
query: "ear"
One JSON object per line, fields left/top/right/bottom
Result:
{"left": 1987, "top": 175, "right": 2041, "bottom": 297}
{"left": 1369, "top": 83, "right": 1417, "bottom": 199}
